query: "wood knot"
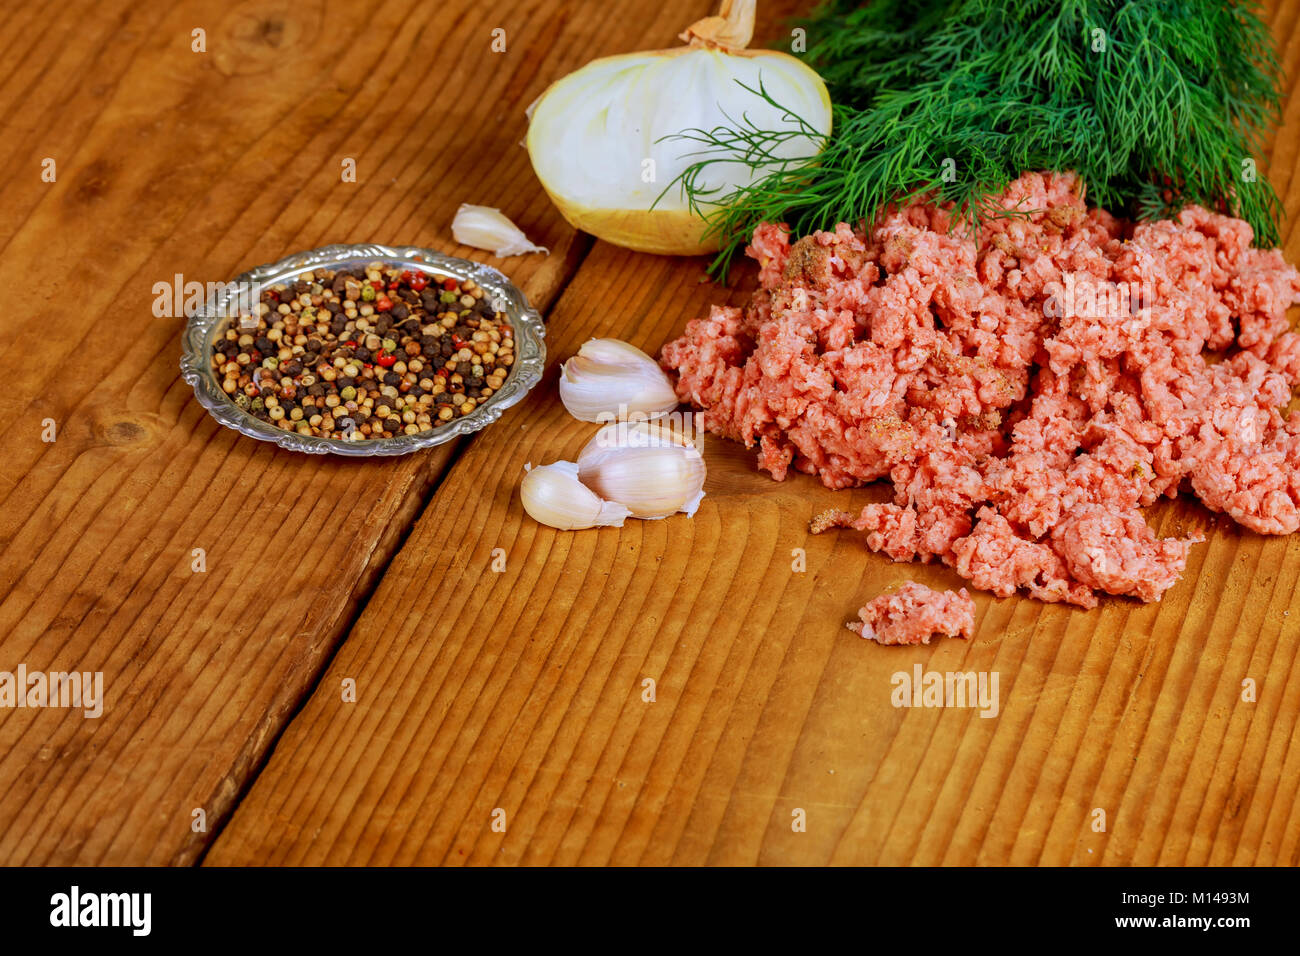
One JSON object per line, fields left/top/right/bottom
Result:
{"left": 213, "top": 1, "right": 321, "bottom": 76}
{"left": 65, "top": 158, "right": 115, "bottom": 206}
{"left": 92, "top": 412, "right": 157, "bottom": 448}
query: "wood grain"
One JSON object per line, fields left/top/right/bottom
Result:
{"left": 0, "top": 0, "right": 611, "bottom": 865}
{"left": 6, "top": 0, "right": 1300, "bottom": 867}
{"left": 209, "top": 1, "right": 1300, "bottom": 865}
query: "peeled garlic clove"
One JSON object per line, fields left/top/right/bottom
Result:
{"left": 521, "top": 461, "right": 631, "bottom": 530}
{"left": 577, "top": 421, "right": 706, "bottom": 519}
{"left": 452, "top": 204, "right": 548, "bottom": 257}
{"left": 559, "top": 338, "right": 680, "bottom": 423}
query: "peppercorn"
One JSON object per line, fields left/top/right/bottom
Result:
{"left": 213, "top": 264, "right": 513, "bottom": 440}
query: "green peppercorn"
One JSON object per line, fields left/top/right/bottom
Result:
{"left": 340, "top": 385, "right": 356, "bottom": 401}
{"left": 262, "top": 356, "right": 279, "bottom": 370}
{"left": 251, "top": 397, "right": 265, "bottom": 413}
{"left": 440, "top": 290, "right": 458, "bottom": 304}
{"left": 361, "top": 285, "right": 377, "bottom": 302}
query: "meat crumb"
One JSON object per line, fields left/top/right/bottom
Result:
{"left": 810, "top": 508, "right": 854, "bottom": 535}
{"left": 848, "top": 582, "right": 976, "bottom": 645}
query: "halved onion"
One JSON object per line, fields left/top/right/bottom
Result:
{"left": 525, "top": 0, "right": 831, "bottom": 256}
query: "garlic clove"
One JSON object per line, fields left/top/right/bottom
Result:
{"left": 559, "top": 337, "right": 680, "bottom": 422}
{"left": 576, "top": 421, "right": 706, "bottom": 519}
{"left": 520, "top": 461, "right": 631, "bottom": 530}
{"left": 452, "top": 204, "right": 549, "bottom": 257}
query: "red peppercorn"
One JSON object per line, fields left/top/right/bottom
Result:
{"left": 376, "top": 295, "right": 393, "bottom": 312}
{"left": 409, "top": 275, "right": 429, "bottom": 292}
{"left": 376, "top": 352, "right": 397, "bottom": 368}
{"left": 370, "top": 279, "right": 384, "bottom": 291}
{"left": 388, "top": 281, "right": 400, "bottom": 291}
{"left": 442, "top": 278, "right": 457, "bottom": 292}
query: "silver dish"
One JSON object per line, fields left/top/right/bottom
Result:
{"left": 180, "top": 243, "right": 545, "bottom": 456}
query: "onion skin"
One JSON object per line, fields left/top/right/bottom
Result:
{"left": 541, "top": 192, "right": 722, "bottom": 256}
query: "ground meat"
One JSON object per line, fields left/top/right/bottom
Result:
{"left": 663, "top": 172, "right": 1300, "bottom": 607}
{"left": 847, "top": 582, "right": 976, "bottom": 645}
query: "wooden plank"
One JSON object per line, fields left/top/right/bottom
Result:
{"left": 0, "top": 0, "right": 616, "bottom": 864}
{"left": 209, "top": 0, "right": 1300, "bottom": 865}
{"left": 209, "top": 237, "right": 1296, "bottom": 865}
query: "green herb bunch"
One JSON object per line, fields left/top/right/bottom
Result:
{"left": 670, "top": 0, "right": 1284, "bottom": 277}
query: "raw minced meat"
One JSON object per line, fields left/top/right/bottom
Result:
{"left": 847, "top": 582, "right": 976, "bottom": 645}
{"left": 661, "top": 172, "right": 1300, "bottom": 607}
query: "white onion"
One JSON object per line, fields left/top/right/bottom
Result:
{"left": 525, "top": 0, "right": 831, "bottom": 255}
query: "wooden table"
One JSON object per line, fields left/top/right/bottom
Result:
{"left": 2, "top": 0, "right": 1298, "bottom": 867}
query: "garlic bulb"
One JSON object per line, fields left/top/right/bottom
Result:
{"left": 452, "top": 204, "right": 548, "bottom": 257}
{"left": 520, "top": 461, "right": 632, "bottom": 530}
{"left": 525, "top": 0, "right": 831, "bottom": 256}
{"left": 559, "top": 338, "right": 680, "bottom": 422}
{"left": 577, "top": 421, "right": 706, "bottom": 519}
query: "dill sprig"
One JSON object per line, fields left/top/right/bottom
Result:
{"left": 667, "top": 0, "right": 1284, "bottom": 278}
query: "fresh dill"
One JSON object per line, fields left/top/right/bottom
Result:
{"left": 667, "top": 0, "right": 1284, "bottom": 278}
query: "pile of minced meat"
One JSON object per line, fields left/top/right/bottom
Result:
{"left": 662, "top": 172, "right": 1300, "bottom": 612}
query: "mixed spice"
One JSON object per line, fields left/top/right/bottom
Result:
{"left": 211, "top": 262, "right": 514, "bottom": 440}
